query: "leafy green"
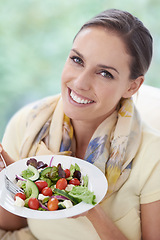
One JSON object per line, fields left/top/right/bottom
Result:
{"left": 47, "top": 166, "right": 59, "bottom": 182}
{"left": 70, "top": 163, "right": 80, "bottom": 177}
{"left": 57, "top": 163, "right": 66, "bottom": 178}
{"left": 39, "top": 176, "right": 52, "bottom": 187}
{"left": 82, "top": 175, "right": 88, "bottom": 187}
{"left": 25, "top": 187, "right": 32, "bottom": 199}
{"left": 42, "top": 196, "right": 50, "bottom": 204}
{"left": 21, "top": 182, "right": 27, "bottom": 192}
{"left": 69, "top": 186, "right": 96, "bottom": 205}
{"left": 21, "top": 169, "right": 34, "bottom": 179}
{"left": 38, "top": 207, "right": 47, "bottom": 211}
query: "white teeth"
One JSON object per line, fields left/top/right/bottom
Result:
{"left": 70, "top": 91, "right": 93, "bottom": 104}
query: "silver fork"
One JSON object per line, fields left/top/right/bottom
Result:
{"left": 0, "top": 153, "right": 24, "bottom": 194}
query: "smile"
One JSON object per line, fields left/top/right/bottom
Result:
{"left": 70, "top": 90, "right": 94, "bottom": 104}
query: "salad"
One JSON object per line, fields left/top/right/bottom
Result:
{"left": 14, "top": 157, "right": 96, "bottom": 211}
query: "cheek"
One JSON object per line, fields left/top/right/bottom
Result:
{"left": 61, "top": 66, "right": 67, "bottom": 84}
{"left": 98, "top": 85, "right": 123, "bottom": 105}
{"left": 96, "top": 83, "right": 116, "bottom": 97}
{"left": 61, "top": 66, "right": 73, "bottom": 86}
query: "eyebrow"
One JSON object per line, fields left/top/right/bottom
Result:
{"left": 97, "top": 64, "right": 119, "bottom": 75}
{"left": 71, "top": 48, "right": 84, "bottom": 59}
{"left": 71, "top": 48, "right": 119, "bottom": 75}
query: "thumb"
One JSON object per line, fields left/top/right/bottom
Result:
{"left": 0, "top": 143, "right": 15, "bottom": 166}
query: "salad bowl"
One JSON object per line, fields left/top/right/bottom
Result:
{"left": 0, "top": 155, "right": 108, "bottom": 219}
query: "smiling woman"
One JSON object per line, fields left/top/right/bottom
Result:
{"left": 0, "top": 8, "right": 160, "bottom": 240}
{"left": 61, "top": 27, "right": 135, "bottom": 131}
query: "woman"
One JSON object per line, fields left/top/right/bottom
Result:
{"left": 0, "top": 9, "right": 160, "bottom": 240}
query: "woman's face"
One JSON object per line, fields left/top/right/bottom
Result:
{"left": 61, "top": 27, "right": 133, "bottom": 125}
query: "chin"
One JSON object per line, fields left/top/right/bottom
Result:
{"left": 63, "top": 109, "right": 80, "bottom": 120}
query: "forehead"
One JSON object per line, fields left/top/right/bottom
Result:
{"left": 73, "top": 27, "right": 131, "bottom": 69}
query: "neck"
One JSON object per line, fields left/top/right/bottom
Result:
{"left": 71, "top": 119, "right": 99, "bottom": 159}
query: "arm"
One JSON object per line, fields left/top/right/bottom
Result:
{"left": 0, "top": 145, "right": 27, "bottom": 231}
{"left": 86, "top": 201, "right": 160, "bottom": 240}
{"left": 0, "top": 207, "right": 27, "bottom": 231}
{"left": 86, "top": 205, "right": 127, "bottom": 240}
{"left": 141, "top": 200, "right": 160, "bottom": 240}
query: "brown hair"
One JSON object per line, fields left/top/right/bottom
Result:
{"left": 75, "top": 9, "right": 153, "bottom": 79}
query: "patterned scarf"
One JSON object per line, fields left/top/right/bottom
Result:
{"left": 20, "top": 95, "right": 142, "bottom": 196}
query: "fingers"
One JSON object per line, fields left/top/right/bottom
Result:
{"left": 0, "top": 143, "right": 2, "bottom": 153}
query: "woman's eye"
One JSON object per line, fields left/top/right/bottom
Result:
{"left": 100, "top": 70, "right": 114, "bottom": 79}
{"left": 70, "top": 56, "right": 83, "bottom": 65}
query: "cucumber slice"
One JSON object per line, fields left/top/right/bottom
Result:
{"left": 28, "top": 165, "right": 40, "bottom": 181}
{"left": 25, "top": 179, "right": 39, "bottom": 205}
{"left": 58, "top": 202, "right": 66, "bottom": 209}
{"left": 54, "top": 188, "right": 80, "bottom": 205}
{"left": 40, "top": 167, "right": 53, "bottom": 187}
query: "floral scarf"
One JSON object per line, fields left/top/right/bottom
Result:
{"left": 20, "top": 95, "right": 142, "bottom": 196}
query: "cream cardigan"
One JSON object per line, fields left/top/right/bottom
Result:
{"left": 1, "top": 95, "right": 160, "bottom": 240}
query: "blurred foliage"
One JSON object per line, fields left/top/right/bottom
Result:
{"left": 0, "top": 0, "right": 160, "bottom": 139}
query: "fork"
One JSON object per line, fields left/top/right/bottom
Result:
{"left": 0, "top": 153, "right": 24, "bottom": 194}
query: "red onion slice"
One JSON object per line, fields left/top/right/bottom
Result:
{"left": 39, "top": 201, "right": 48, "bottom": 211}
{"left": 49, "top": 156, "right": 54, "bottom": 167}
{"left": 16, "top": 175, "right": 27, "bottom": 181}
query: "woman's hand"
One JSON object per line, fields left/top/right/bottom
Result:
{"left": 0, "top": 143, "right": 27, "bottom": 230}
{"left": 0, "top": 143, "right": 15, "bottom": 171}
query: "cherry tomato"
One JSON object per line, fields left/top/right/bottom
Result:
{"left": 14, "top": 192, "right": 26, "bottom": 201}
{"left": 56, "top": 178, "right": 67, "bottom": 190}
{"left": 64, "top": 169, "right": 70, "bottom": 178}
{"left": 41, "top": 187, "right": 53, "bottom": 196}
{"left": 47, "top": 197, "right": 59, "bottom": 211}
{"left": 35, "top": 180, "right": 48, "bottom": 192}
{"left": 28, "top": 197, "right": 39, "bottom": 210}
{"left": 69, "top": 178, "right": 80, "bottom": 186}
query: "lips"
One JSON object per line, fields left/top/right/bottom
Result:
{"left": 69, "top": 89, "right": 94, "bottom": 104}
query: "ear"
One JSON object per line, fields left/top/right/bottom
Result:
{"left": 122, "top": 76, "right": 144, "bottom": 98}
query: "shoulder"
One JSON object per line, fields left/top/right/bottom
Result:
{"left": 2, "top": 94, "right": 61, "bottom": 159}
{"left": 133, "top": 122, "right": 160, "bottom": 195}
{"left": 8, "top": 94, "right": 61, "bottom": 125}
{"left": 134, "top": 122, "right": 160, "bottom": 166}
{"left": 132, "top": 122, "right": 160, "bottom": 183}
{"left": 140, "top": 122, "right": 160, "bottom": 149}
{"left": 18, "top": 94, "right": 61, "bottom": 115}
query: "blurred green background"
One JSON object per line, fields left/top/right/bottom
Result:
{"left": 0, "top": 0, "right": 160, "bottom": 140}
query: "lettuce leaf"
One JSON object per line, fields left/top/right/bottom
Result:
{"left": 70, "top": 163, "right": 80, "bottom": 176}
{"left": 68, "top": 186, "right": 96, "bottom": 205}
{"left": 21, "top": 169, "right": 34, "bottom": 179}
{"left": 82, "top": 175, "right": 88, "bottom": 187}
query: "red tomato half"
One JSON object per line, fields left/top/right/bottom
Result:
{"left": 64, "top": 169, "right": 70, "bottom": 178}
{"left": 47, "top": 197, "right": 59, "bottom": 211}
{"left": 14, "top": 192, "right": 26, "bottom": 201}
{"left": 69, "top": 178, "right": 80, "bottom": 186}
{"left": 41, "top": 187, "right": 53, "bottom": 196}
{"left": 35, "top": 180, "right": 48, "bottom": 192}
{"left": 56, "top": 178, "right": 67, "bottom": 190}
{"left": 28, "top": 197, "right": 39, "bottom": 210}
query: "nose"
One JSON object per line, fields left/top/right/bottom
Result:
{"left": 73, "top": 69, "right": 92, "bottom": 91}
